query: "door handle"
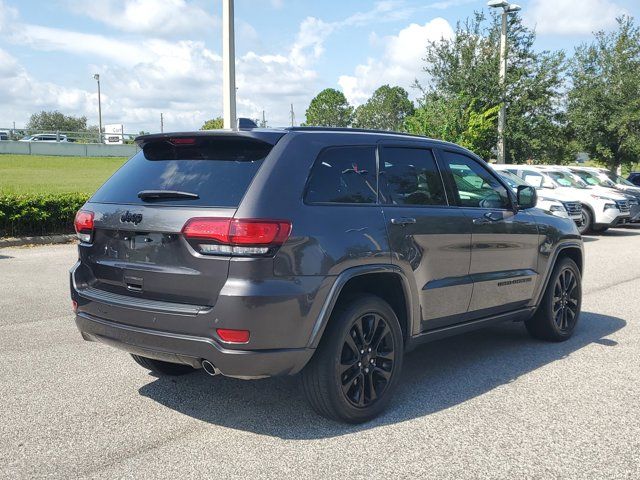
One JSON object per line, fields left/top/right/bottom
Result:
{"left": 473, "top": 212, "right": 502, "bottom": 224}
{"left": 391, "top": 217, "right": 417, "bottom": 226}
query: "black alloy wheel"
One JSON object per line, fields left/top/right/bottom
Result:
{"left": 340, "top": 313, "right": 395, "bottom": 408}
{"left": 301, "top": 294, "right": 403, "bottom": 423}
{"left": 552, "top": 268, "right": 579, "bottom": 333}
{"left": 525, "top": 257, "right": 582, "bottom": 342}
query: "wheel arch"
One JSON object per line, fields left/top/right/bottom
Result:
{"left": 533, "top": 243, "right": 584, "bottom": 307}
{"left": 557, "top": 246, "right": 583, "bottom": 275}
{"left": 306, "top": 265, "right": 417, "bottom": 349}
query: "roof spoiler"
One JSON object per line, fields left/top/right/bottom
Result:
{"left": 135, "top": 129, "right": 286, "bottom": 149}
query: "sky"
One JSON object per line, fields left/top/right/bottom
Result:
{"left": 0, "top": 0, "right": 637, "bottom": 133}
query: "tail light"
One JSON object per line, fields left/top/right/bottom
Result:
{"left": 182, "top": 218, "right": 291, "bottom": 256}
{"left": 74, "top": 210, "right": 94, "bottom": 243}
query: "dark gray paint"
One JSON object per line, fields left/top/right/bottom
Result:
{"left": 71, "top": 128, "right": 583, "bottom": 379}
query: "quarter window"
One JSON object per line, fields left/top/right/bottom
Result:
{"left": 305, "top": 146, "right": 377, "bottom": 204}
{"left": 380, "top": 147, "right": 447, "bottom": 206}
{"left": 442, "top": 151, "right": 510, "bottom": 209}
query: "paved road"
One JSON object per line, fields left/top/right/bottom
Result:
{"left": 1, "top": 229, "right": 639, "bottom": 479}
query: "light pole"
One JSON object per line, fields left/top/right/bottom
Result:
{"left": 93, "top": 73, "right": 103, "bottom": 143}
{"left": 222, "top": 0, "right": 237, "bottom": 130}
{"left": 487, "top": 0, "right": 521, "bottom": 164}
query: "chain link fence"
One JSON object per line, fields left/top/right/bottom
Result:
{"left": 0, "top": 128, "right": 142, "bottom": 145}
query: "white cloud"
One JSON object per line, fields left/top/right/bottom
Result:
{"left": 339, "top": 18, "right": 454, "bottom": 105}
{"left": 290, "top": 17, "right": 335, "bottom": 68}
{"left": 0, "top": 0, "right": 456, "bottom": 131}
{"left": 13, "top": 25, "right": 149, "bottom": 67}
{"left": 0, "top": 47, "right": 99, "bottom": 125}
{"left": 0, "top": 0, "right": 328, "bottom": 131}
{"left": 526, "top": 0, "right": 626, "bottom": 35}
{"left": 66, "top": 0, "right": 218, "bottom": 36}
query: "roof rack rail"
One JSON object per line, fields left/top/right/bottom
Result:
{"left": 285, "top": 126, "right": 429, "bottom": 138}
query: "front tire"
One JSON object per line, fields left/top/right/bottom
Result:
{"left": 302, "top": 294, "right": 404, "bottom": 423}
{"left": 526, "top": 258, "right": 582, "bottom": 342}
{"left": 578, "top": 208, "right": 592, "bottom": 235}
{"left": 131, "top": 354, "right": 196, "bottom": 376}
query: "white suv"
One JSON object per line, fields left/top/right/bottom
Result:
{"left": 492, "top": 165, "right": 583, "bottom": 226}
{"left": 500, "top": 165, "right": 630, "bottom": 234}
{"left": 19, "top": 134, "right": 69, "bottom": 142}
{"left": 568, "top": 166, "right": 640, "bottom": 224}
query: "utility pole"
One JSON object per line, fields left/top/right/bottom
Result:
{"left": 222, "top": 0, "right": 237, "bottom": 130}
{"left": 290, "top": 104, "right": 295, "bottom": 127}
{"left": 487, "top": 1, "right": 521, "bottom": 164}
{"left": 160, "top": 113, "right": 164, "bottom": 133}
{"left": 93, "top": 73, "right": 103, "bottom": 143}
{"left": 261, "top": 110, "right": 266, "bottom": 128}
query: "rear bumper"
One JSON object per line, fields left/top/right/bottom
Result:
{"left": 70, "top": 259, "right": 331, "bottom": 379}
{"left": 76, "top": 312, "right": 315, "bottom": 379}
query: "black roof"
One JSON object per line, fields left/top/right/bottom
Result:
{"left": 135, "top": 126, "right": 460, "bottom": 150}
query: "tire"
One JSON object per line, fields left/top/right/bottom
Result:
{"left": 578, "top": 208, "right": 592, "bottom": 235}
{"left": 301, "top": 294, "right": 404, "bottom": 423}
{"left": 131, "top": 354, "right": 196, "bottom": 376}
{"left": 526, "top": 257, "right": 582, "bottom": 342}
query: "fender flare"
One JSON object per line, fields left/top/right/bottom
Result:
{"left": 533, "top": 241, "right": 584, "bottom": 307}
{"left": 306, "top": 264, "right": 418, "bottom": 349}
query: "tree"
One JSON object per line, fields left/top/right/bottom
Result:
{"left": 353, "top": 85, "right": 415, "bottom": 132}
{"left": 26, "top": 111, "right": 88, "bottom": 132}
{"left": 201, "top": 117, "right": 224, "bottom": 130}
{"left": 408, "top": 12, "right": 566, "bottom": 163}
{"left": 406, "top": 96, "right": 499, "bottom": 158}
{"left": 304, "top": 88, "right": 354, "bottom": 127}
{"left": 567, "top": 16, "right": 640, "bottom": 173}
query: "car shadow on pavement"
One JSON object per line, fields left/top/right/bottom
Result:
{"left": 601, "top": 228, "right": 640, "bottom": 237}
{"left": 139, "top": 311, "right": 625, "bottom": 439}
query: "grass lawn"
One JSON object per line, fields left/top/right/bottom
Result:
{"left": 0, "top": 154, "right": 127, "bottom": 195}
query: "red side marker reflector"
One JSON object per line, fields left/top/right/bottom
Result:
{"left": 72, "top": 300, "right": 78, "bottom": 313}
{"left": 216, "top": 328, "right": 250, "bottom": 344}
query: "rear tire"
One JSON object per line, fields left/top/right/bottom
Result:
{"left": 301, "top": 294, "right": 404, "bottom": 423}
{"left": 526, "top": 257, "right": 582, "bottom": 342}
{"left": 131, "top": 354, "right": 196, "bottom": 376}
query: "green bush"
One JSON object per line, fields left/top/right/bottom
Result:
{"left": 0, "top": 193, "right": 89, "bottom": 237}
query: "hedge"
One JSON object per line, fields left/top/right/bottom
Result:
{"left": 0, "top": 193, "right": 90, "bottom": 237}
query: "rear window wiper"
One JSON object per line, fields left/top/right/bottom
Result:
{"left": 137, "top": 190, "right": 200, "bottom": 201}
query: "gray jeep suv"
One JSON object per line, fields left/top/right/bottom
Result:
{"left": 70, "top": 128, "right": 584, "bottom": 423}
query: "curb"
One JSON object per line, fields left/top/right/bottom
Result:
{"left": 0, "top": 234, "right": 76, "bottom": 248}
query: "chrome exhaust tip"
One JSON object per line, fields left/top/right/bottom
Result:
{"left": 201, "top": 360, "right": 218, "bottom": 376}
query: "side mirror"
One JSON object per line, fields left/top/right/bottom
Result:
{"left": 517, "top": 185, "right": 537, "bottom": 210}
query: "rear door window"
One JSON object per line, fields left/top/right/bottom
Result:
{"left": 380, "top": 147, "right": 447, "bottom": 206}
{"left": 90, "top": 136, "right": 275, "bottom": 207}
{"left": 305, "top": 146, "right": 377, "bottom": 204}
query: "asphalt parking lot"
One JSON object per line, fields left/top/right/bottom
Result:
{"left": 1, "top": 229, "right": 639, "bottom": 479}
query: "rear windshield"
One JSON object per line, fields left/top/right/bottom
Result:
{"left": 90, "top": 136, "right": 274, "bottom": 207}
